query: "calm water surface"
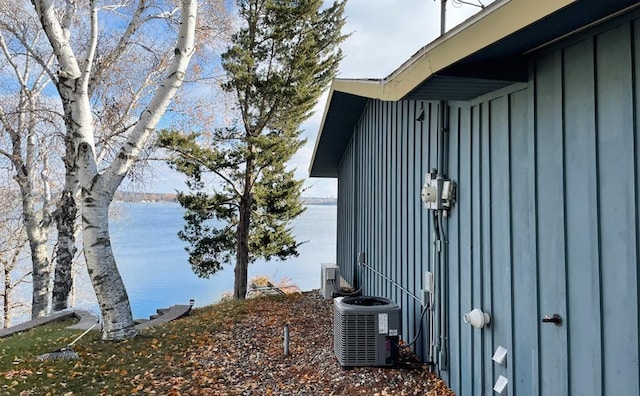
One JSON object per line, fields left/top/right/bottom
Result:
{"left": 74, "top": 202, "right": 337, "bottom": 319}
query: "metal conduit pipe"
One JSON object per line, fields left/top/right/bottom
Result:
{"left": 436, "top": 210, "right": 448, "bottom": 373}
{"left": 432, "top": 99, "right": 450, "bottom": 375}
{"left": 431, "top": 210, "right": 441, "bottom": 372}
{"left": 432, "top": 4, "right": 447, "bottom": 374}
{"left": 438, "top": 100, "right": 450, "bottom": 373}
{"left": 360, "top": 262, "right": 422, "bottom": 305}
{"left": 428, "top": 213, "right": 437, "bottom": 366}
{"left": 352, "top": 135, "right": 360, "bottom": 292}
{"left": 439, "top": 211, "right": 450, "bottom": 372}
{"left": 360, "top": 259, "right": 431, "bottom": 366}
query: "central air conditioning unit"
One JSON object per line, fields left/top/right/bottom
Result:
{"left": 334, "top": 296, "right": 401, "bottom": 367}
{"left": 321, "top": 263, "right": 340, "bottom": 299}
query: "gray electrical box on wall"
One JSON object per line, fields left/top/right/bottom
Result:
{"left": 421, "top": 170, "right": 456, "bottom": 211}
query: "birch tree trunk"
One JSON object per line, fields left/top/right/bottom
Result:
{"left": 52, "top": 189, "right": 77, "bottom": 311}
{"left": 52, "top": 114, "right": 80, "bottom": 311}
{"left": 20, "top": 191, "right": 51, "bottom": 318}
{"left": 0, "top": 182, "right": 30, "bottom": 327}
{"left": 3, "top": 266, "right": 9, "bottom": 328}
{"left": 1, "top": 245, "right": 26, "bottom": 329}
{"left": 77, "top": 150, "right": 134, "bottom": 339}
{"left": 32, "top": 0, "right": 198, "bottom": 339}
{"left": 10, "top": 105, "right": 53, "bottom": 318}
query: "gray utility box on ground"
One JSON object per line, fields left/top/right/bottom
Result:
{"left": 334, "top": 296, "right": 401, "bottom": 367}
{"left": 320, "top": 263, "right": 340, "bottom": 299}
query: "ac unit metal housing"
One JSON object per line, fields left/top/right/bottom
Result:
{"left": 334, "top": 296, "right": 401, "bottom": 367}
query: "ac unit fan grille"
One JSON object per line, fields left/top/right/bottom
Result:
{"left": 334, "top": 310, "right": 378, "bottom": 365}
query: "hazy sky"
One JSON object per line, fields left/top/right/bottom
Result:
{"left": 150, "top": 0, "right": 493, "bottom": 197}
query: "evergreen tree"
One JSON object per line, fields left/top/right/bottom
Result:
{"left": 159, "top": 0, "right": 347, "bottom": 299}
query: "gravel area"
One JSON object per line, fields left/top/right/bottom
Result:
{"left": 184, "top": 292, "right": 455, "bottom": 395}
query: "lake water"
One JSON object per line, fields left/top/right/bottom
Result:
{"left": 73, "top": 202, "right": 337, "bottom": 319}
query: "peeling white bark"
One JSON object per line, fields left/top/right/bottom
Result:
{"left": 32, "top": 0, "right": 81, "bottom": 80}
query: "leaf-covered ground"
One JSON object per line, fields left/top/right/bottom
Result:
{"left": 1, "top": 292, "right": 455, "bottom": 395}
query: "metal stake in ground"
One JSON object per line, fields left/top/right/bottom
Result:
{"left": 284, "top": 324, "right": 289, "bottom": 356}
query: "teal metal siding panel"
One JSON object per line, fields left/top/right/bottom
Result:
{"left": 534, "top": 50, "right": 570, "bottom": 396}
{"left": 489, "top": 94, "right": 514, "bottom": 394}
{"left": 374, "top": 100, "right": 383, "bottom": 297}
{"left": 400, "top": 101, "right": 408, "bottom": 325}
{"left": 413, "top": 102, "right": 422, "bottom": 339}
{"left": 415, "top": 102, "right": 423, "bottom": 351}
{"left": 394, "top": 99, "right": 401, "bottom": 301}
{"left": 563, "top": 38, "right": 603, "bottom": 396}
{"left": 385, "top": 101, "right": 392, "bottom": 299}
{"left": 391, "top": 100, "right": 398, "bottom": 300}
{"left": 509, "top": 87, "right": 539, "bottom": 396}
{"left": 406, "top": 101, "right": 416, "bottom": 349}
{"left": 480, "top": 100, "right": 494, "bottom": 395}
{"left": 635, "top": 21, "right": 640, "bottom": 395}
{"left": 362, "top": 102, "right": 370, "bottom": 293}
{"left": 337, "top": 132, "right": 356, "bottom": 287}
{"left": 595, "top": 24, "right": 640, "bottom": 396}
{"left": 470, "top": 104, "right": 485, "bottom": 395}
{"left": 447, "top": 105, "right": 460, "bottom": 392}
{"left": 450, "top": 85, "right": 536, "bottom": 396}
{"left": 454, "top": 102, "right": 474, "bottom": 396}
{"left": 357, "top": 106, "right": 364, "bottom": 290}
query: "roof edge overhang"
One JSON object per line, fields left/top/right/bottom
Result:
{"left": 327, "top": 0, "right": 576, "bottom": 103}
{"left": 309, "top": 0, "right": 639, "bottom": 178}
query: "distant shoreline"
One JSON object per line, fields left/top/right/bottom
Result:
{"left": 114, "top": 192, "right": 336, "bottom": 205}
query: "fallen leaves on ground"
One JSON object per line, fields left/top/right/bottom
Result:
{"left": 181, "top": 292, "right": 453, "bottom": 395}
{"left": 0, "top": 292, "right": 455, "bottom": 395}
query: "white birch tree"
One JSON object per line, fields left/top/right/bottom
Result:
{"left": 27, "top": 0, "right": 199, "bottom": 340}
{"left": 0, "top": 184, "right": 30, "bottom": 328}
{"left": 0, "top": 3, "right": 61, "bottom": 318}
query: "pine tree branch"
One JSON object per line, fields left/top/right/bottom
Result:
{"left": 168, "top": 146, "right": 243, "bottom": 198}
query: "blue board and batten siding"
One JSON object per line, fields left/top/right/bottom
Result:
{"left": 334, "top": 14, "right": 640, "bottom": 396}
{"left": 337, "top": 99, "right": 439, "bottom": 358}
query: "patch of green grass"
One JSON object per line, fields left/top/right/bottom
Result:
{"left": 0, "top": 299, "right": 252, "bottom": 395}
{"left": 0, "top": 319, "right": 80, "bottom": 368}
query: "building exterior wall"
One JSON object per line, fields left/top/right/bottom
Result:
{"left": 335, "top": 11, "right": 640, "bottom": 396}
{"left": 336, "top": 99, "right": 441, "bottom": 361}
{"left": 446, "top": 16, "right": 640, "bottom": 396}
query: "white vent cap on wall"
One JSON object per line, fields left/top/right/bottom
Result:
{"left": 492, "top": 345, "right": 507, "bottom": 365}
{"left": 493, "top": 375, "right": 508, "bottom": 394}
{"left": 463, "top": 308, "right": 491, "bottom": 329}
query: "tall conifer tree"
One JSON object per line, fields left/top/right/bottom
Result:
{"left": 159, "top": 0, "right": 347, "bottom": 299}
